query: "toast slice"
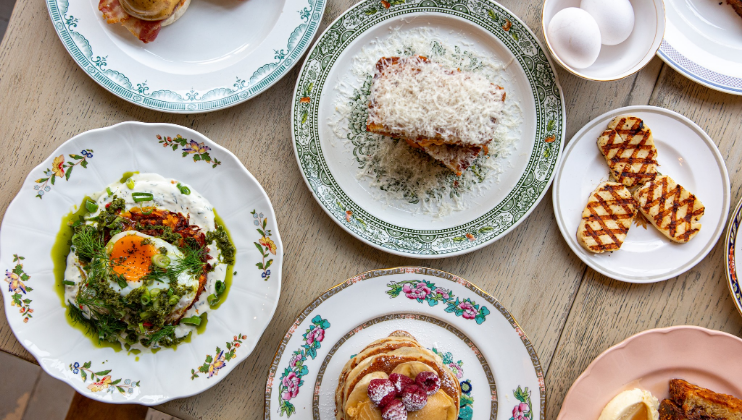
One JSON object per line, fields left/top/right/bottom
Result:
{"left": 729, "top": 0, "right": 742, "bottom": 19}
{"left": 598, "top": 116, "right": 658, "bottom": 187}
{"left": 659, "top": 399, "right": 688, "bottom": 420}
{"left": 670, "top": 379, "right": 742, "bottom": 420}
{"left": 403, "top": 138, "right": 484, "bottom": 176}
{"left": 633, "top": 175, "right": 704, "bottom": 243}
{"left": 577, "top": 181, "right": 637, "bottom": 253}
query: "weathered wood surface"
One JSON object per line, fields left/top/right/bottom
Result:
{"left": 0, "top": 0, "right": 739, "bottom": 419}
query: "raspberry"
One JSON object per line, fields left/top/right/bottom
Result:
{"left": 389, "top": 373, "right": 415, "bottom": 394}
{"left": 415, "top": 371, "right": 441, "bottom": 396}
{"left": 401, "top": 384, "right": 428, "bottom": 412}
{"left": 367, "top": 379, "right": 397, "bottom": 407}
{"left": 381, "top": 399, "right": 408, "bottom": 420}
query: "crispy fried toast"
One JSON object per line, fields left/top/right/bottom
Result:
{"left": 598, "top": 116, "right": 658, "bottom": 187}
{"left": 669, "top": 379, "right": 742, "bottom": 420}
{"left": 577, "top": 181, "right": 637, "bottom": 253}
{"left": 633, "top": 175, "right": 704, "bottom": 243}
{"left": 660, "top": 399, "right": 688, "bottom": 420}
{"left": 729, "top": 0, "right": 742, "bottom": 19}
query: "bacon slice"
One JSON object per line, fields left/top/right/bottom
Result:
{"left": 99, "top": 0, "right": 162, "bottom": 43}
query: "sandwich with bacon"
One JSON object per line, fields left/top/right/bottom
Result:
{"left": 98, "top": 0, "right": 190, "bottom": 43}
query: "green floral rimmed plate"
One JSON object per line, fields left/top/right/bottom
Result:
{"left": 0, "top": 122, "right": 283, "bottom": 404}
{"left": 291, "top": 0, "right": 565, "bottom": 258}
{"left": 46, "top": 0, "right": 326, "bottom": 113}
{"left": 264, "top": 267, "right": 545, "bottom": 419}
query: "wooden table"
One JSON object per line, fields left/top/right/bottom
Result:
{"left": 1, "top": 0, "right": 741, "bottom": 418}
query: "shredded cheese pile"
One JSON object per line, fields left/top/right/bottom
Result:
{"left": 368, "top": 57, "right": 505, "bottom": 146}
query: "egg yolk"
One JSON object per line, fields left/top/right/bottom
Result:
{"left": 110, "top": 235, "right": 158, "bottom": 283}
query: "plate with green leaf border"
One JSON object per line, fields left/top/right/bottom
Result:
{"left": 46, "top": 0, "right": 326, "bottom": 113}
{"left": 291, "top": 0, "right": 565, "bottom": 258}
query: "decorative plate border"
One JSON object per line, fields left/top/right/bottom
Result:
{"left": 291, "top": 0, "right": 565, "bottom": 257}
{"left": 45, "top": 0, "right": 327, "bottom": 113}
{"left": 311, "top": 313, "right": 497, "bottom": 420}
{"left": 725, "top": 196, "right": 742, "bottom": 318}
{"left": 264, "top": 267, "right": 546, "bottom": 419}
{"left": 658, "top": 40, "right": 742, "bottom": 95}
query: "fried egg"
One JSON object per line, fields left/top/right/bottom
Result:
{"left": 105, "top": 231, "right": 199, "bottom": 305}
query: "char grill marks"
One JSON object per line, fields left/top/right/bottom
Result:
{"left": 577, "top": 182, "right": 637, "bottom": 253}
{"left": 634, "top": 175, "right": 705, "bottom": 243}
{"left": 598, "top": 116, "right": 658, "bottom": 187}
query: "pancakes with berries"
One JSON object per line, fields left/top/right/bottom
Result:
{"left": 335, "top": 331, "right": 461, "bottom": 420}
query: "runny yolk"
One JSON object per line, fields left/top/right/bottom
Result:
{"left": 110, "top": 235, "right": 158, "bottom": 283}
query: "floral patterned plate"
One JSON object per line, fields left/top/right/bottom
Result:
{"left": 265, "top": 267, "right": 545, "bottom": 420}
{"left": 291, "top": 0, "right": 565, "bottom": 258}
{"left": 0, "top": 122, "right": 283, "bottom": 404}
{"left": 724, "top": 196, "right": 742, "bottom": 319}
{"left": 46, "top": 0, "right": 326, "bottom": 112}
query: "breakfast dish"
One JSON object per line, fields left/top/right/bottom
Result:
{"left": 336, "top": 332, "right": 461, "bottom": 420}
{"left": 62, "top": 173, "right": 235, "bottom": 352}
{"left": 557, "top": 326, "right": 742, "bottom": 420}
{"left": 265, "top": 267, "right": 545, "bottom": 420}
{"left": 46, "top": 0, "right": 326, "bottom": 112}
{"left": 0, "top": 122, "right": 283, "bottom": 404}
{"left": 577, "top": 182, "right": 637, "bottom": 253}
{"left": 553, "top": 106, "right": 729, "bottom": 282}
{"left": 598, "top": 116, "right": 657, "bottom": 188}
{"left": 661, "top": 379, "right": 742, "bottom": 419}
{"left": 657, "top": 0, "right": 742, "bottom": 95}
{"left": 366, "top": 56, "right": 506, "bottom": 176}
{"left": 292, "top": 0, "right": 564, "bottom": 257}
{"left": 634, "top": 175, "right": 705, "bottom": 244}
{"left": 98, "top": 0, "right": 189, "bottom": 43}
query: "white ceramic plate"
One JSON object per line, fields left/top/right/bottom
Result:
{"left": 291, "top": 0, "right": 565, "bottom": 258}
{"left": 557, "top": 326, "right": 742, "bottom": 420}
{"left": 658, "top": 0, "right": 742, "bottom": 95}
{"left": 45, "top": 0, "right": 326, "bottom": 112}
{"left": 0, "top": 122, "right": 283, "bottom": 404}
{"left": 553, "top": 106, "right": 730, "bottom": 283}
{"left": 724, "top": 196, "right": 742, "bottom": 318}
{"left": 265, "top": 267, "right": 545, "bottom": 420}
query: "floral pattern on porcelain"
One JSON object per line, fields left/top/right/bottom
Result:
{"left": 34, "top": 150, "right": 93, "bottom": 199}
{"left": 387, "top": 280, "right": 490, "bottom": 324}
{"left": 5, "top": 255, "right": 33, "bottom": 322}
{"left": 278, "top": 315, "right": 331, "bottom": 417}
{"left": 509, "top": 386, "right": 533, "bottom": 420}
{"left": 431, "top": 347, "right": 474, "bottom": 420}
{"left": 191, "top": 334, "right": 245, "bottom": 380}
{"left": 252, "top": 210, "right": 276, "bottom": 280}
{"left": 70, "top": 361, "right": 140, "bottom": 394}
{"left": 156, "top": 135, "right": 222, "bottom": 168}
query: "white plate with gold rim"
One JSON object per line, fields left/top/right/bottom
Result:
{"left": 0, "top": 122, "right": 282, "bottom": 404}
{"left": 553, "top": 106, "right": 730, "bottom": 283}
{"left": 264, "top": 267, "right": 545, "bottom": 419}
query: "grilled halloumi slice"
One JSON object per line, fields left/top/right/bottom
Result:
{"left": 577, "top": 182, "right": 638, "bottom": 253}
{"left": 633, "top": 175, "right": 704, "bottom": 243}
{"left": 597, "top": 116, "right": 658, "bottom": 187}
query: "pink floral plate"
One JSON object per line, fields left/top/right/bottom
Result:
{"left": 264, "top": 267, "right": 545, "bottom": 420}
{"left": 557, "top": 326, "right": 742, "bottom": 420}
{"left": 0, "top": 122, "right": 283, "bottom": 404}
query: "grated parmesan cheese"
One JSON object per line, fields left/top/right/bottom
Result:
{"left": 329, "top": 27, "right": 523, "bottom": 217}
{"left": 368, "top": 56, "right": 506, "bottom": 146}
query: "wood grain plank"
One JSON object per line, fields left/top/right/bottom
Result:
{"left": 545, "top": 65, "right": 742, "bottom": 420}
{"left": 0, "top": 0, "right": 661, "bottom": 419}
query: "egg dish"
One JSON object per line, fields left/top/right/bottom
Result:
{"left": 98, "top": 0, "right": 190, "bottom": 43}
{"left": 62, "top": 173, "right": 235, "bottom": 352}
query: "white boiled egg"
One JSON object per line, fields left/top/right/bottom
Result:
{"left": 581, "top": 0, "right": 635, "bottom": 46}
{"left": 547, "top": 8, "right": 602, "bottom": 69}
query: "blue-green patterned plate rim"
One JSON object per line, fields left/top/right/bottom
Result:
{"left": 45, "top": 0, "right": 326, "bottom": 113}
{"left": 291, "top": 0, "right": 565, "bottom": 258}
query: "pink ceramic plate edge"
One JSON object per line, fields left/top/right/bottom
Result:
{"left": 557, "top": 326, "right": 742, "bottom": 420}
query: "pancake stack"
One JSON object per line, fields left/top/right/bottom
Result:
{"left": 335, "top": 331, "right": 461, "bottom": 420}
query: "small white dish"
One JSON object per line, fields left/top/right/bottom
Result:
{"left": 658, "top": 0, "right": 742, "bottom": 95}
{"left": 542, "top": 0, "right": 666, "bottom": 81}
{"left": 264, "top": 267, "right": 545, "bottom": 420}
{"left": 1, "top": 122, "right": 283, "bottom": 404}
{"left": 552, "top": 106, "right": 730, "bottom": 283}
